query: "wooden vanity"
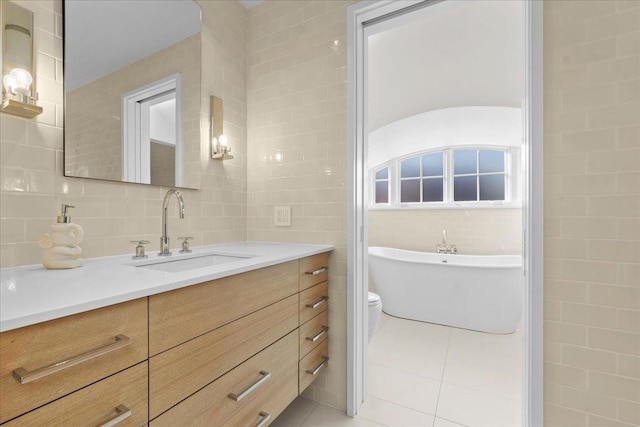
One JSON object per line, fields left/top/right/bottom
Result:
{"left": 0, "top": 252, "right": 330, "bottom": 426}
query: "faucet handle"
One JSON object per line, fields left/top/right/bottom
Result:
{"left": 130, "top": 240, "right": 150, "bottom": 259}
{"left": 178, "top": 237, "right": 193, "bottom": 254}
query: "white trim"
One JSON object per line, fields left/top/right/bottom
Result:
{"left": 122, "top": 73, "right": 183, "bottom": 186}
{"left": 369, "top": 203, "right": 523, "bottom": 211}
{"left": 347, "top": 0, "right": 430, "bottom": 417}
{"left": 346, "top": 1, "right": 543, "bottom": 424}
{"left": 523, "top": 1, "right": 544, "bottom": 425}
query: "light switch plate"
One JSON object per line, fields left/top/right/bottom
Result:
{"left": 274, "top": 206, "right": 291, "bottom": 227}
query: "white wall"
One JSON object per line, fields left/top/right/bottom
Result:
{"left": 368, "top": 106, "right": 522, "bottom": 169}
{"left": 367, "top": 0, "right": 523, "bottom": 131}
{"left": 150, "top": 99, "right": 176, "bottom": 145}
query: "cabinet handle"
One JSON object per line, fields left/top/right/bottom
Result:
{"left": 228, "top": 370, "right": 271, "bottom": 401}
{"left": 255, "top": 411, "right": 271, "bottom": 427}
{"left": 12, "top": 334, "right": 131, "bottom": 384}
{"left": 306, "top": 326, "right": 329, "bottom": 342}
{"left": 306, "top": 296, "right": 328, "bottom": 309}
{"left": 305, "top": 266, "right": 327, "bottom": 276}
{"left": 306, "top": 356, "right": 329, "bottom": 376}
{"left": 98, "top": 405, "right": 131, "bottom": 427}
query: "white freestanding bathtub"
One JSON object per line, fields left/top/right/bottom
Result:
{"left": 368, "top": 247, "right": 523, "bottom": 334}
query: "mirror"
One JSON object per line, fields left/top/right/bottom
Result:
{"left": 63, "top": 0, "right": 201, "bottom": 189}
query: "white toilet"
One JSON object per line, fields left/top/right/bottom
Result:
{"left": 368, "top": 292, "right": 382, "bottom": 341}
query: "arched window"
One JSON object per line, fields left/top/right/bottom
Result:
{"left": 371, "top": 147, "right": 518, "bottom": 208}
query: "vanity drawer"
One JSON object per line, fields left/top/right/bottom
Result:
{"left": 3, "top": 362, "right": 148, "bottom": 427}
{"left": 299, "top": 338, "right": 329, "bottom": 393}
{"left": 149, "top": 294, "right": 298, "bottom": 419}
{"left": 299, "top": 309, "right": 329, "bottom": 359}
{"left": 299, "top": 281, "right": 329, "bottom": 325}
{"left": 150, "top": 331, "right": 298, "bottom": 427}
{"left": 0, "top": 298, "right": 148, "bottom": 423}
{"left": 299, "top": 253, "right": 329, "bottom": 291}
{"left": 149, "top": 261, "right": 298, "bottom": 355}
{"left": 222, "top": 363, "right": 298, "bottom": 427}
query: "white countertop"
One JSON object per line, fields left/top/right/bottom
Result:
{"left": 0, "top": 241, "right": 333, "bottom": 332}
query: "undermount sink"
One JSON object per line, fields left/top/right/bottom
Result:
{"left": 135, "top": 253, "right": 253, "bottom": 273}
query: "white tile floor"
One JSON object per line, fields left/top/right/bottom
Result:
{"left": 272, "top": 313, "right": 523, "bottom": 427}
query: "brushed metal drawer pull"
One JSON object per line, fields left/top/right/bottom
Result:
{"left": 228, "top": 370, "right": 271, "bottom": 401}
{"left": 306, "top": 356, "right": 329, "bottom": 376}
{"left": 255, "top": 411, "right": 271, "bottom": 427}
{"left": 98, "top": 405, "right": 131, "bottom": 427}
{"left": 12, "top": 334, "right": 131, "bottom": 384}
{"left": 306, "top": 326, "right": 329, "bottom": 342}
{"left": 306, "top": 296, "right": 328, "bottom": 309}
{"left": 305, "top": 266, "right": 327, "bottom": 276}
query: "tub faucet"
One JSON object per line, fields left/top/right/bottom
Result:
{"left": 436, "top": 229, "right": 458, "bottom": 254}
{"left": 159, "top": 189, "right": 185, "bottom": 256}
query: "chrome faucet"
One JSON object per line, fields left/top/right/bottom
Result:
{"left": 436, "top": 229, "right": 458, "bottom": 254}
{"left": 159, "top": 189, "right": 185, "bottom": 256}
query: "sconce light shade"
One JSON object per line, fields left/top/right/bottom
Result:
{"left": 210, "top": 95, "right": 233, "bottom": 160}
{"left": 7, "top": 68, "right": 32, "bottom": 95}
{"left": 1, "top": 2, "right": 43, "bottom": 118}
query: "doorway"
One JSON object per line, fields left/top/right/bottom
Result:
{"left": 346, "top": 1, "right": 543, "bottom": 425}
{"left": 122, "top": 73, "right": 183, "bottom": 186}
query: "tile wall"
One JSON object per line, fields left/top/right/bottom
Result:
{"left": 0, "top": 0, "right": 247, "bottom": 267}
{"left": 369, "top": 209, "right": 522, "bottom": 255}
{"left": 246, "top": 0, "right": 355, "bottom": 410}
{"left": 543, "top": 1, "right": 639, "bottom": 426}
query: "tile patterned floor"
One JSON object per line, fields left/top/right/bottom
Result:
{"left": 272, "top": 313, "right": 523, "bottom": 427}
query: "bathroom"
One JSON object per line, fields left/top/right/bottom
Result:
{"left": 0, "top": 0, "right": 638, "bottom": 426}
{"left": 363, "top": 1, "right": 525, "bottom": 425}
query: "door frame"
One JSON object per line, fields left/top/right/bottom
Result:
{"left": 345, "top": 1, "right": 543, "bottom": 425}
{"left": 122, "top": 73, "right": 182, "bottom": 185}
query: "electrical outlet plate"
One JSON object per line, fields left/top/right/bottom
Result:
{"left": 274, "top": 206, "right": 291, "bottom": 227}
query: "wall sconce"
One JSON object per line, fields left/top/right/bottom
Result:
{"left": 210, "top": 95, "right": 233, "bottom": 160}
{"left": 1, "top": 2, "right": 42, "bottom": 118}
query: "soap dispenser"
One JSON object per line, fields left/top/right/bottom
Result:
{"left": 38, "top": 204, "right": 85, "bottom": 269}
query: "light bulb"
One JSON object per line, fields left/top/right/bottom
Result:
{"left": 3, "top": 74, "right": 18, "bottom": 94}
{"left": 218, "top": 135, "right": 229, "bottom": 147}
{"left": 10, "top": 68, "right": 32, "bottom": 95}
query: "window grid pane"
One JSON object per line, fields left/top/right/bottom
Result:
{"left": 422, "top": 152, "right": 443, "bottom": 177}
{"left": 375, "top": 180, "right": 389, "bottom": 204}
{"left": 375, "top": 167, "right": 389, "bottom": 180}
{"left": 479, "top": 150, "right": 505, "bottom": 173}
{"left": 454, "top": 176, "right": 478, "bottom": 201}
{"left": 454, "top": 150, "right": 477, "bottom": 175}
{"left": 479, "top": 174, "right": 505, "bottom": 200}
{"left": 423, "top": 178, "right": 443, "bottom": 202}
{"left": 401, "top": 179, "right": 420, "bottom": 203}
{"left": 401, "top": 157, "right": 420, "bottom": 178}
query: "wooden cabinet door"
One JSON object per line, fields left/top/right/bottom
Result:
{"left": 4, "top": 362, "right": 148, "bottom": 427}
{"left": 151, "top": 332, "right": 298, "bottom": 426}
{"left": 0, "top": 299, "right": 148, "bottom": 423}
{"left": 299, "top": 338, "right": 329, "bottom": 393}
{"left": 149, "top": 261, "right": 298, "bottom": 355}
{"left": 299, "top": 253, "right": 329, "bottom": 291}
{"left": 299, "top": 309, "right": 329, "bottom": 359}
{"left": 299, "top": 281, "right": 329, "bottom": 325}
{"left": 149, "top": 295, "right": 298, "bottom": 418}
